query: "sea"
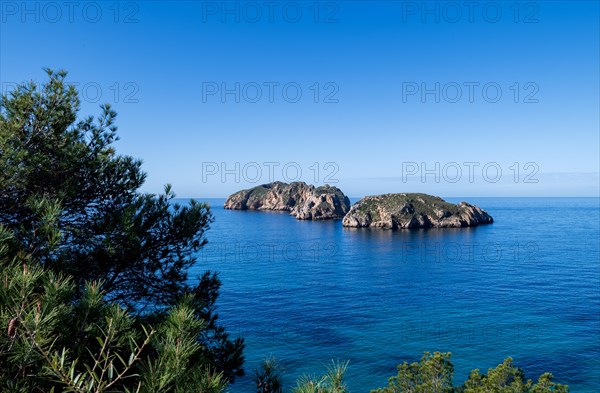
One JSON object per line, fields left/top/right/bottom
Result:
{"left": 183, "top": 197, "right": 600, "bottom": 392}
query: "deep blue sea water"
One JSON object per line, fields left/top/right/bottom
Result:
{"left": 184, "top": 197, "right": 600, "bottom": 392}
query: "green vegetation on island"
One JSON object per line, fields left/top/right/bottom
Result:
{"left": 342, "top": 193, "right": 493, "bottom": 229}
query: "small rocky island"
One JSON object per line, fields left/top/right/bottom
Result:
{"left": 342, "top": 193, "right": 493, "bottom": 229}
{"left": 224, "top": 181, "right": 351, "bottom": 220}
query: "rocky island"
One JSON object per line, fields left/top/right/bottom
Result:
{"left": 342, "top": 193, "right": 493, "bottom": 229}
{"left": 224, "top": 181, "right": 351, "bottom": 220}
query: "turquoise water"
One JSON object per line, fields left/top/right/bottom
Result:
{"left": 187, "top": 197, "right": 600, "bottom": 392}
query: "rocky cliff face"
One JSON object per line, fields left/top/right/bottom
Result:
{"left": 342, "top": 193, "right": 493, "bottom": 229}
{"left": 224, "top": 182, "right": 351, "bottom": 220}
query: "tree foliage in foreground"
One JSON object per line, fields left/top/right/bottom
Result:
{"left": 0, "top": 226, "right": 227, "bottom": 392}
{"left": 0, "top": 69, "right": 244, "bottom": 386}
{"left": 277, "top": 352, "right": 569, "bottom": 393}
{"left": 293, "top": 360, "right": 349, "bottom": 393}
{"left": 371, "top": 352, "right": 568, "bottom": 393}
{"left": 256, "top": 356, "right": 285, "bottom": 393}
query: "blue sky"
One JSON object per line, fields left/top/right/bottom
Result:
{"left": 1, "top": 1, "right": 599, "bottom": 197}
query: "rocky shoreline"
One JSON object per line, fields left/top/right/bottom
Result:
{"left": 223, "top": 181, "right": 351, "bottom": 220}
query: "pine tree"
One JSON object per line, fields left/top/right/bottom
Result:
{"left": 0, "top": 70, "right": 244, "bottom": 382}
{"left": 0, "top": 224, "right": 227, "bottom": 392}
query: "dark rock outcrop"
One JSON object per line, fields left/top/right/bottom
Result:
{"left": 224, "top": 182, "right": 351, "bottom": 220}
{"left": 342, "top": 193, "right": 493, "bottom": 229}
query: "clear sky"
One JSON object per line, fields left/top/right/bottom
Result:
{"left": 1, "top": 1, "right": 599, "bottom": 197}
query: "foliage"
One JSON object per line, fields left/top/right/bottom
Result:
{"left": 293, "top": 360, "right": 349, "bottom": 393}
{"left": 0, "top": 72, "right": 208, "bottom": 309}
{"left": 372, "top": 352, "right": 454, "bottom": 393}
{"left": 0, "top": 228, "right": 227, "bottom": 392}
{"left": 372, "top": 353, "right": 569, "bottom": 393}
{"left": 0, "top": 69, "right": 244, "bottom": 383}
{"left": 255, "top": 356, "right": 284, "bottom": 393}
{"left": 353, "top": 193, "right": 461, "bottom": 222}
{"left": 460, "top": 358, "right": 569, "bottom": 393}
